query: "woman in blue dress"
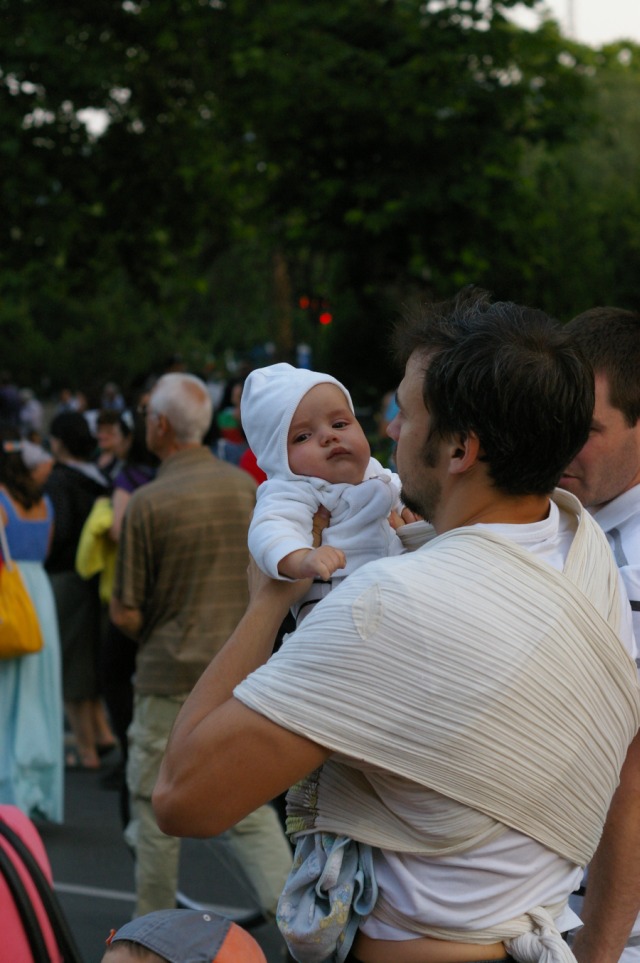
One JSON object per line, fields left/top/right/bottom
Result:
{"left": 0, "top": 424, "right": 64, "bottom": 822}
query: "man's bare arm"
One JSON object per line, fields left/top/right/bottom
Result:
{"left": 572, "top": 730, "right": 640, "bottom": 963}
{"left": 109, "top": 595, "right": 143, "bottom": 640}
{"left": 153, "top": 562, "right": 330, "bottom": 838}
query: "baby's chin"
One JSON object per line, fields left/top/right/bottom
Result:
{"left": 319, "top": 460, "right": 371, "bottom": 486}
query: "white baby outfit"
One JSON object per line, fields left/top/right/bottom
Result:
{"left": 241, "top": 364, "right": 403, "bottom": 619}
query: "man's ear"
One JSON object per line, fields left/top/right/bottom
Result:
{"left": 448, "top": 431, "right": 482, "bottom": 475}
{"left": 156, "top": 413, "right": 170, "bottom": 435}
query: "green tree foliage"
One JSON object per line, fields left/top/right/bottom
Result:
{"left": 215, "top": 1, "right": 596, "bottom": 393}
{"left": 0, "top": 1, "right": 638, "bottom": 398}
{"left": 512, "top": 40, "right": 640, "bottom": 320}
{"left": 0, "top": 0, "right": 237, "bottom": 387}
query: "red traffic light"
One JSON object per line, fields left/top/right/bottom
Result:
{"left": 298, "top": 294, "right": 333, "bottom": 324}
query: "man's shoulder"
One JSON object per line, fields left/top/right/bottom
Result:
{"left": 205, "top": 453, "right": 257, "bottom": 483}
{"left": 127, "top": 450, "right": 255, "bottom": 510}
{"left": 194, "top": 453, "right": 258, "bottom": 498}
{"left": 45, "top": 462, "right": 107, "bottom": 498}
{"left": 146, "top": 448, "right": 254, "bottom": 485}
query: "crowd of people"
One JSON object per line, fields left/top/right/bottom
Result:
{"left": 0, "top": 368, "right": 297, "bottom": 936}
{"left": 2, "top": 290, "right": 640, "bottom": 963}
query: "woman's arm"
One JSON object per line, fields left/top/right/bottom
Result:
{"left": 153, "top": 560, "right": 330, "bottom": 837}
{"left": 110, "top": 487, "right": 131, "bottom": 542}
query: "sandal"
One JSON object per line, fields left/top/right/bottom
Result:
{"left": 96, "top": 741, "right": 118, "bottom": 758}
{"left": 65, "top": 748, "right": 100, "bottom": 771}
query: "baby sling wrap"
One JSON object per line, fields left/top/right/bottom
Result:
{"left": 237, "top": 491, "right": 640, "bottom": 962}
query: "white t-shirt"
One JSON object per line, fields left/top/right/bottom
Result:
{"left": 361, "top": 499, "right": 636, "bottom": 941}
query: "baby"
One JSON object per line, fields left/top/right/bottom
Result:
{"left": 241, "top": 363, "right": 405, "bottom": 621}
{"left": 102, "top": 908, "right": 266, "bottom": 962}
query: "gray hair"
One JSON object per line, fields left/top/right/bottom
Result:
{"left": 150, "top": 373, "right": 213, "bottom": 444}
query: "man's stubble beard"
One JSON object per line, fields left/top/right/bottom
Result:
{"left": 400, "top": 478, "right": 442, "bottom": 524}
{"left": 399, "top": 434, "right": 443, "bottom": 523}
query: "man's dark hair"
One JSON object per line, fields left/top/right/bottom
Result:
{"left": 564, "top": 307, "right": 640, "bottom": 426}
{"left": 49, "top": 411, "right": 96, "bottom": 460}
{"left": 393, "top": 288, "right": 594, "bottom": 496}
{"left": 96, "top": 408, "right": 125, "bottom": 428}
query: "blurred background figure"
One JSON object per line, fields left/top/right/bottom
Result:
{"left": 101, "top": 381, "right": 126, "bottom": 412}
{"left": 55, "top": 388, "right": 80, "bottom": 415}
{"left": 44, "top": 412, "right": 116, "bottom": 771}
{"left": 18, "top": 388, "right": 44, "bottom": 441}
{"left": 211, "top": 376, "right": 248, "bottom": 465}
{"left": 374, "top": 387, "right": 399, "bottom": 470}
{"left": 238, "top": 446, "right": 267, "bottom": 486}
{"left": 101, "top": 402, "right": 159, "bottom": 825}
{"left": 95, "top": 409, "right": 133, "bottom": 484}
{"left": 0, "top": 423, "right": 64, "bottom": 822}
{"left": 21, "top": 440, "right": 54, "bottom": 489}
{"left": 110, "top": 403, "right": 158, "bottom": 542}
{"left": 0, "top": 372, "right": 21, "bottom": 428}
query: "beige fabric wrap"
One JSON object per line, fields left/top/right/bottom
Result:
{"left": 236, "top": 491, "right": 640, "bottom": 958}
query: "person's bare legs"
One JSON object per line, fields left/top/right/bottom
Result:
{"left": 65, "top": 699, "right": 100, "bottom": 768}
{"left": 91, "top": 697, "right": 117, "bottom": 751}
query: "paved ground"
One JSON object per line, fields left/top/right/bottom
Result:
{"left": 36, "top": 752, "right": 290, "bottom": 963}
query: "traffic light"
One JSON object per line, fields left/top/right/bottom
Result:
{"left": 298, "top": 295, "right": 333, "bottom": 325}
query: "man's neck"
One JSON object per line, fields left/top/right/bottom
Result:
{"left": 591, "top": 481, "right": 640, "bottom": 514}
{"left": 435, "top": 490, "right": 551, "bottom": 534}
{"left": 158, "top": 441, "right": 202, "bottom": 463}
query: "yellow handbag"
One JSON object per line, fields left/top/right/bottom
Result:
{"left": 0, "top": 516, "right": 43, "bottom": 659}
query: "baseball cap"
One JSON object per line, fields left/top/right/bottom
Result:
{"left": 106, "top": 909, "right": 267, "bottom": 962}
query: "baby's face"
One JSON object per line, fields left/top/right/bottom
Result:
{"left": 287, "top": 383, "right": 370, "bottom": 484}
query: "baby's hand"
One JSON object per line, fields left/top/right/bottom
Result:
{"left": 279, "top": 545, "right": 346, "bottom": 581}
{"left": 388, "top": 507, "right": 422, "bottom": 530}
{"left": 300, "top": 545, "right": 346, "bottom": 581}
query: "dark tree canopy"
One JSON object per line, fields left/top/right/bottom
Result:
{"left": 0, "top": 1, "right": 639, "bottom": 400}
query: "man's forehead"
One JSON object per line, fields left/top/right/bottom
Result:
{"left": 594, "top": 371, "right": 615, "bottom": 408}
{"left": 396, "top": 356, "right": 428, "bottom": 414}
{"left": 402, "top": 350, "right": 430, "bottom": 387}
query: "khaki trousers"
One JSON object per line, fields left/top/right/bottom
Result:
{"left": 125, "top": 692, "right": 292, "bottom": 918}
